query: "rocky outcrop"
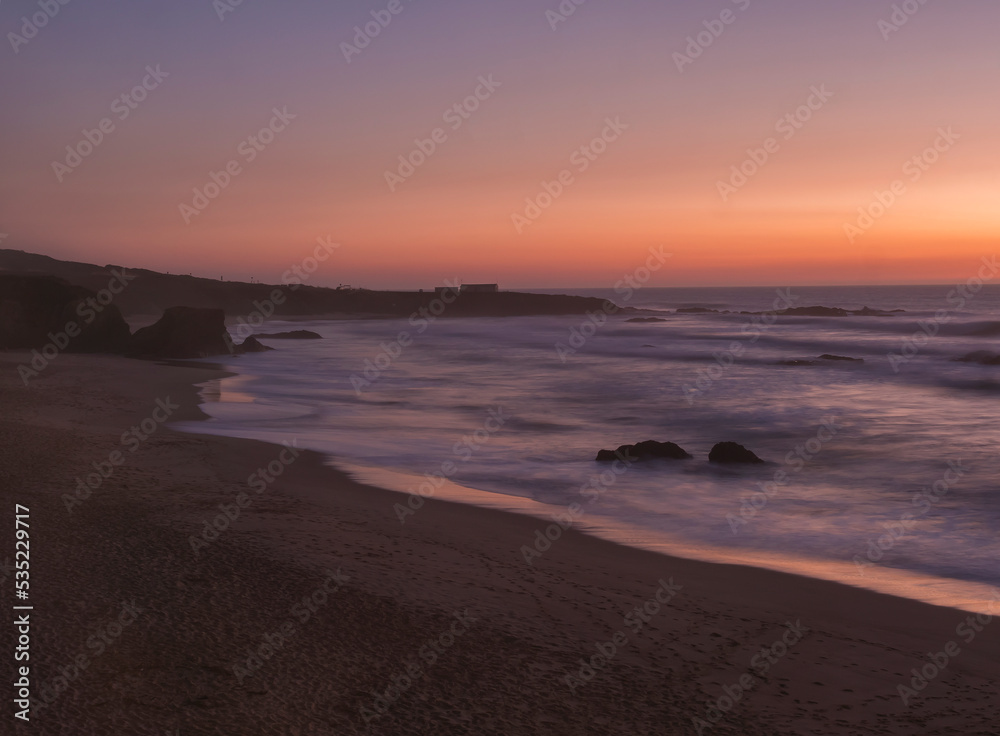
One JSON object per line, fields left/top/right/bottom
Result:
{"left": 776, "top": 306, "right": 903, "bottom": 317}
{"left": 955, "top": 351, "right": 1000, "bottom": 365}
{"left": 0, "top": 274, "right": 130, "bottom": 352}
{"left": 234, "top": 336, "right": 274, "bottom": 354}
{"left": 127, "top": 307, "right": 232, "bottom": 359}
{"left": 709, "top": 442, "right": 764, "bottom": 464}
{"left": 626, "top": 317, "right": 669, "bottom": 323}
{"left": 596, "top": 440, "right": 692, "bottom": 462}
{"left": 254, "top": 330, "right": 322, "bottom": 339}
{"left": 780, "top": 355, "right": 864, "bottom": 365}
{"left": 819, "top": 354, "right": 864, "bottom": 362}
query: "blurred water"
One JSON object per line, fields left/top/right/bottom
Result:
{"left": 175, "top": 285, "right": 1000, "bottom": 609}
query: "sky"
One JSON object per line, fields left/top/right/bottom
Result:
{"left": 1, "top": 0, "right": 998, "bottom": 289}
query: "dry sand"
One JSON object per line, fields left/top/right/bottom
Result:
{"left": 1, "top": 352, "right": 997, "bottom": 735}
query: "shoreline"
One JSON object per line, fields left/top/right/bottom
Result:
{"left": 184, "top": 356, "right": 1000, "bottom": 617}
{"left": 334, "top": 461, "right": 1000, "bottom": 617}
{"left": 4, "top": 351, "right": 999, "bottom": 734}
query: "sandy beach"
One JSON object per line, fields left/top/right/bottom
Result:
{"left": 2, "top": 352, "right": 998, "bottom": 736}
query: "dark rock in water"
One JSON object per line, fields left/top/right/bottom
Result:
{"left": 955, "top": 351, "right": 1000, "bottom": 366}
{"left": 781, "top": 306, "right": 850, "bottom": 317}
{"left": 0, "top": 274, "right": 130, "bottom": 352}
{"left": 595, "top": 448, "right": 625, "bottom": 461}
{"left": 677, "top": 307, "right": 720, "bottom": 314}
{"left": 595, "top": 440, "right": 692, "bottom": 462}
{"left": 632, "top": 440, "right": 692, "bottom": 459}
{"left": 626, "top": 317, "right": 669, "bottom": 323}
{"left": 127, "top": 306, "right": 232, "bottom": 359}
{"left": 781, "top": 355, "right": 864, "bottom": 365}
{"left": 254, "top": 330, "right": 322, "bottom": 339}
{"left": 642, "top": 344, "right": 656, "bottom": 348}
{"left": 709, "top": 442, "right": 764, "bottom": 464}
{"left": 856, "top": 306, "right": 905, "bottom": 315}
{"left": 773, "top": 305, "right": 903, "bottom": 318}
{"left": 235, "top": 336, "right": 274, "bottom": 354}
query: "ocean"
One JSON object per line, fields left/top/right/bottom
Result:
{"left": 175, "top": 284, "right": 1000, "bottom": 613}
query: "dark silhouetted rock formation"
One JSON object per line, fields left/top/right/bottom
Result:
{"left": 127, "top": 307, "right": 232, "bottom": 359}
{"left": 235, "top": 336, "right": 274, "bottom": 354}
{"left": 780, "top": 355, "right": 864, "bottom": 365}
{"left": 626, "top": 317, "right": 669, "bottom": 323}
{"left": 819, "top": 354, "right": 864, "bottom": 362}
{"left": 0, "top": 274, "right": 130, "bottom": 352}
{"left": 596, "top": 440, "right": 692, "bottom": 462}
{"left": 774, "top": 306, "right": 902, "bottom": 317}
{"left": 709, "top": 442, "right": 764, "bottom": 464}
{"left": 254, "top": 330, "right": 322, "bottom": 339}
{"left": 955, "top": 351, "right": 1000, "bottom": 365}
